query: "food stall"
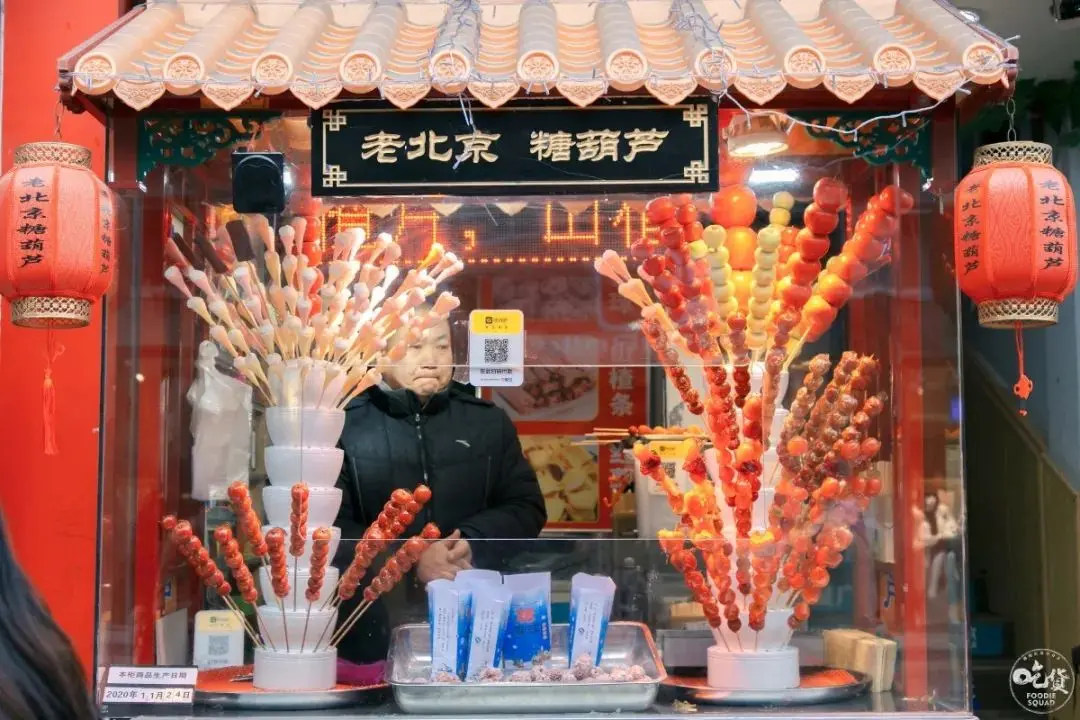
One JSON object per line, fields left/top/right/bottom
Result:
{"left": 41, "top": 0, "right": 1016, "bottom": 716}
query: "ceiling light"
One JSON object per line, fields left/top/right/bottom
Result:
{"left": 749, "top": 168, "right": 799, "bottom": 185}
{"left": 727, "top": 115, "right": 790, "bottom": 159}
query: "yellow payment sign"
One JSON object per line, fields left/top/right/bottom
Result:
{"left": 468, "top": 309, "right": 525, "bottom": 387}
{"left": 470, "top": 309, "right": 524, "bottom": 335}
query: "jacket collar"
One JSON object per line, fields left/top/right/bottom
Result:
{"left": 347, "top": 380, "right": 487, "bottom": 417}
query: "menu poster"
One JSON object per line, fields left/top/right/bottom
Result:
{"left": 481, "top": 271, "right": 647, "bottom": 530}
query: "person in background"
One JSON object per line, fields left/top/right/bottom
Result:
{"left": 0, "top": 510, "right": 98, "bottom": 719}
{"left": 332, "top": 309, "right": 546, "bottom": 666}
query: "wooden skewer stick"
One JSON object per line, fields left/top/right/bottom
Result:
{"left": 222, "top": 595, "right": 263, "bottom": 650}
{"left": 328, "top": 599, "right": 373, "bottom": 649}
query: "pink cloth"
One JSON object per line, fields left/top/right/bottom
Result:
{"left": 336, "top": 659, "right": 386, "bottom": 686}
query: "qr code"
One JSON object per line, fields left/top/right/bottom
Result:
{"left": 207, "top": 635, "right": 230, "bottom": 657}
{"left": 661, "top": 462, "right": 678, "bottom": 478}
{"left": 484, "top": 338, "right": 510, "bottom": 364}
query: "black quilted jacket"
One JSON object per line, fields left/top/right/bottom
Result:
{"left": 332, "top": 381, "right": 546, "bottom": 663}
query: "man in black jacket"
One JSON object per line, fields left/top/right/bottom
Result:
{"left": 332, "top": 314, "right": 547, "bottom": 664}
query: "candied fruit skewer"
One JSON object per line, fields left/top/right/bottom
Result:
{"left": 300, "top": 527, "right": 333, "bottom": 651}
{"left": 211, "top": 523, "right": 268, "bottom": 650}
{"left": 289, "top": 483, "right": 310, "bottom": 611}
{"left": 632, "top": 443, "right": 686, "bottom": 516}
{"left": 329, "top": 533, "right": 432, "bottom": 649}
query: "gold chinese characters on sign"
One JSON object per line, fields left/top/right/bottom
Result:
{"left": 358, "top": 130, "right": 502, "bottom": 166}
{"left": 530, "top": 129, "right": 669, "bottom": 163}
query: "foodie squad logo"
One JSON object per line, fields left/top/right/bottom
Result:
{"left": 1009, "top": 649, "right": 1075, "bottom": 714}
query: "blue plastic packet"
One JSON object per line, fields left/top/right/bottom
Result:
{"left": 501, "top": 572, "right": 552, "bottom": 669}
{"left": 462, "top": 583, "right": 512, "bottom": 681}
{"left": 567, "top": 573, "right": 616, "bottom": 667}
{"left": 426, "top": 579, "right": 472, "bottom": 679}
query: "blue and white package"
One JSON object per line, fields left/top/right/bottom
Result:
{"left": 463, "top": 584, "right": 512, "bottom": 681}
{"left": 426, "top": 579, "right": 472, "bottom": 679}
{"left": 455, "top": 569, "right": 503, "bottom": 588}
{"left": 501, "top": 572, "right": 552, "bottom": 668}
{"left": 567, "top": 573, "right": 616, "bottom": 666}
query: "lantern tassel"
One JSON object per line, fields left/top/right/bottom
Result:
{"left": 1013, "top": 323, "right": 1033, "bottom": 416}
{"left": 43, "top": 330, "right": 65, "bottom": 455}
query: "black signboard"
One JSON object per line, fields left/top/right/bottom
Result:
{"left": 311, "top": 99, "right": 719, "bottom": 197}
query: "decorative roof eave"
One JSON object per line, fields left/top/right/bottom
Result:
{"left": 60, "top": 0, "right": 1018, "bottom": 114}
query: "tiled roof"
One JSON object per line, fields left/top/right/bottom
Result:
{"left": 65, "top": 0, "right": 1016, "bottom": 111}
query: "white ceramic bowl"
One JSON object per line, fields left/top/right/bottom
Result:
{"left": 253, "top": 646, "right": 338, "bottom": 691}
{"left": 265, "top": 407, "right": 346, "bottom": 449}
{"left": 256, "top": 605, "right": 339, "bottom": 655}
{"left": 263, "top": 485, "right": 343, "bottom": 528}
{"left": 264, "top": 446, "right": 344, "bottom": 488}
{"left": 263, "top": 525, "right": 342, "bottom": 567}
{"left": 259, "top": 565, "right": 341, "bottom": 611}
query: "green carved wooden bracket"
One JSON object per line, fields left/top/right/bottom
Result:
{"left": 137, "top": 112, "right": 281, "bottom": 182}
{"left": 792, "top": 111, "right": 932, "bottom": 180}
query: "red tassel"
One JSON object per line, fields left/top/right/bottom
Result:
{"left": 43, "top": 330, "right": 64, "bottom": 455}
{"left": 1013, "top": 324, "right": 1033, "bottom": 416}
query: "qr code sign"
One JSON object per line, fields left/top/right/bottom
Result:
{"left": 484, "top": 337, "right": 510, "bottom": 365}
{"left": 662, "top": 462, "right": 678, "bottom": 478}
{"left": 207, "top": 635, "right": 230, "bottom": 657}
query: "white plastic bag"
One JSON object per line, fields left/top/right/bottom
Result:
{"left": 187, "top": 341, "right": 252, "bottom": 501}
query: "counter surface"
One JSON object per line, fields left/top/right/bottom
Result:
{"left": 123, "top": 694, "right": 974, "bottom": 720}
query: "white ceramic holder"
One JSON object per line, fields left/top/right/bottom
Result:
{"left": 263, "top": 485, "right": 343, "bottom": 528}
{"left": 256, "top": 605, "right": 339, "bottom": 654}
{"left": 258, "top": 565, "right": 341, "bottom": 611}
{"left": 265, "top": 407, "right": 346, "bottom": 448}
{"left": 707, "top": 644, "right": 800, "bottom": 691}
{"left": 253, "top": 647, "right": 338, "bottom": 691}
{"left": 264, "top": 446, "right": 344, "bottom": 488}
{"left": 253, "top": 406, "right": 348, "bottom": 692}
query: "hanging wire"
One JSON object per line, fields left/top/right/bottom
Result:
{"left": 1005, "top": 97, "right": 1018, "bottom": 142}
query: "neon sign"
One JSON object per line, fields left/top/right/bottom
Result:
{"left": 320, "top": 200, "right": 668, "bottom": 265}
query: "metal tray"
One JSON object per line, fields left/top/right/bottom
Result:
{"left": 388, "top": 621, "right": 666, "bottom": 714}
{"left": 663, "top": 666, "right": 871, "bottom": 707}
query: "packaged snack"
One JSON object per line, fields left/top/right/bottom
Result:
{"left": 501, "top": 572, "right": 552, "bottom": 668}
{"left": 463, "top": 584, "right": 512, "bottom": 681}
{"left": 427, "top": 579, "right": 471, "bottom": 679}
{"left": 455, "top": 569, "right": 503, "bottom": 588}
{"left": 567, "top": 573, "right": 616, "bottom": 666}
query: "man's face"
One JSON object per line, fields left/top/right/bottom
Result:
{"left": 386, "top": 317, "right": 454, "bottom": 398}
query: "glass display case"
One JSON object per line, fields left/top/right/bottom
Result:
{"left": 58, "top": 2, "right": 1015, "bottom": 718}
{"left": 93, "top": 112, "right": 967, "bottom": 718}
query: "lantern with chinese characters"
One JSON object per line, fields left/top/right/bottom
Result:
{"left": 955, "top": 141, "right": 1076, "bottom": 327}
{"left": 955, "top": 141, "right": 1077, "bottom": 406}
{"left": 0, "top": 142, "right": 116, "bottom": 328}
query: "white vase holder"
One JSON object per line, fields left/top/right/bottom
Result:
{"left": 706, "top": 644, "right": 800, "bottom": 691}
{"left": 249, "top": 408, "right": 348, "bottom": 692}
{"left": 258, "top": 565, "right": 341, "bottom": 611}
{"left": 265, "top": 407, "right": 346, "bottom": 449}
{"left": 263, "top": 484, "right": 343, "bottom": 529}
{"left": 253, "top": 647, "right": 338, "bottom": 691}
{"left": 264, "top": 446, "right": 344, "bottom": 488}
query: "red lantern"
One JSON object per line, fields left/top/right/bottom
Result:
{"left": 0, "top": 142, "right": 115, "bottom": 328}
{"left": 955, "top": 141, "right": 1077, "bottom": 406}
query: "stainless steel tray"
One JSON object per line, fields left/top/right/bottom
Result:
{"left": 663, "top": 666, "right": 871, "bottom": 706}
{"left": 388, "top": 621, "right": 666, "bottom": 714}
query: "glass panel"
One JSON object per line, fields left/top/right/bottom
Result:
{"left": 97, "top": 112, "right": 968, "bottom": 716}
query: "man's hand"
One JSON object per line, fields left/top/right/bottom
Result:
{"left": 416, "top": 530, "right": 473, "bottom": 584}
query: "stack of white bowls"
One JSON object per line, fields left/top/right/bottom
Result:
{"left": 253, "top": 407, "right": 347, "bottom": 691}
